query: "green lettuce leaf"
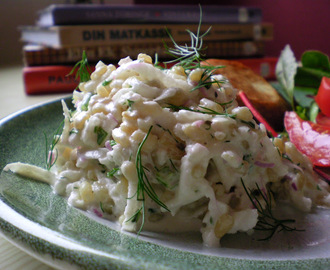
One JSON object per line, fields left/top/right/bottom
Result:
{"left": 275, "top": 45, "right": 297, "bottom": 108}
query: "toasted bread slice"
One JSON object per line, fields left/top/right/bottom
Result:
{"left": 202, "top": 59, "right": 290, "bottom": 131}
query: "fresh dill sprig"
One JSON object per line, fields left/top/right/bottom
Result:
{"left": 127, "top": 99, "right": 135, "bottom": 110}
{"left": 44, "top": 120, "right": 64, "bottom": 170}
{"left": 127, "top": 205, "right": 144, "bottom": 225}
{"left": 154, "top": 53, "right": 166, "bottom": 70}
{"left": 167, "top": 103, "right": 236, "bottom": 119}
{"left": 132, "top": 125, "right": 170, "bottom": 234}
{"left": 190, "top": 66, "right": 226, "bottom": 92}
{"left": 94, "top": 126, "right": 108, "bottom": 145}
{"left": 99, "top": 202, "right": 105, "bottom": 213}
{"left": 169, "top": 158, "right": 178, "bottom": 172}
{"left": 240, "top": 119, "right": 256, "bottom": 129}
{"left": 156, "top": 123, "right": 181, "bottom": 144}
{"left": 162, "top": 5, "right": 224, "bottom": 92}
{"left": 102, "top": 79, "right": 112, "bottom": 87}
{"left": 163, "top": 28, "right": 209, "bottom": 69}
{"left": 67, "top": 50, "right": 91, "bottom": 84}
{"left": 163, "top": 5, "right": 208, "bottom": 67}
{"left": 107, "top": 167, "right": 120, "bottom": 177}
{"left": 240, "top": 178, "right": 303, "bottom": 241}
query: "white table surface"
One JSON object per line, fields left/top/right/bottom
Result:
{"left": 0, "top": 65, "right": 68, "bottom": 270}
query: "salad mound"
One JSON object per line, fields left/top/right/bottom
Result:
{"left": 5, "top": 53, "right": 329, "bottom": 247}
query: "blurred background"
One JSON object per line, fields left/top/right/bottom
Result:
{"left": 1, "top": 0, "right": 329, "bottom": 67}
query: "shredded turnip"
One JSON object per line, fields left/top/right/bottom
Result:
{"left": 282, "top": 159, "right": 304, "bottom": 173}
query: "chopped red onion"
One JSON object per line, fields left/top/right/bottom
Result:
{"left": 108, "top": 113, "right": 118, "bottom": 125}
{"left": 194, "top": 120, "right": 205, "bottom": 128}
{"left": 283, "top": 173, "right": 294, "bottom": 181}
{"left": 93, "top": 208, "right": 103, "bottom": 218}
{"left": 105, "top": 140, "right": 112, "bottom": 151}
{"left": 47, "top": 151, "right": 55, "bottom": 165}
{"left": 291, "top": 182, "right": 298, "bottom": 191}
{"left": 199, "top": 87, "right": 208, "bottom": 97}
{"left": 254, "top": 160, "right": 275, "bottom": 168}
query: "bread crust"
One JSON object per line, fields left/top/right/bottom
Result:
{"left": 203, "top": 59, "right": 290, "bottom": 131}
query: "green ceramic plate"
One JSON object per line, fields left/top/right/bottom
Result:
{"left": 0, "top": 98, "right": 329, "bottom": 270}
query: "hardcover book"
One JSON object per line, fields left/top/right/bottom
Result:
{"left": 23, "top": 65, "right": 83, "bottom": 95}
{"left": 37, "top": 4, "right": 263, "bottom": 26}
{"left": 20, "top": 23, "right": 273, "bottom": 48}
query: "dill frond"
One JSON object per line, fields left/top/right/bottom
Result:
{"left": 167, "top": 103, "right": 236, "bottom": 119}
{"left": 67, "top": 50, "right": 91, "bottom": 84}
{"left": 45, "top": 120, "right": 64, "bottom": 170}
{"left": 163, "top": 5, "right": 224, "bottom": 92}
{"left": 240, "top": 178, "right": 304, "bottom": 241}
{"left": 131, "top": 125, "right": 170, "bottom": 234}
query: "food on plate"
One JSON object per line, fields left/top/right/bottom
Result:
{"left": 202, "top": 59, "right": 290, "bottom": 131}
{"left": 4, "top": 52, "right": 330, "bottom": 247}
{"left": 275, "top": 46, "right": 330, "bottom": 123}
{"left": 275, "top": 46, "right": 330, "bottom": 172}
{"left": 316, "top": 111, "right": 330, "bottom": 128}
{"left": 284, "top": 111, "right": 330, "bottom": 167}
{"left": 315, "top": 77, "right": 330, "bottom": 117}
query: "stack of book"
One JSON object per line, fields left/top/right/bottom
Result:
{"left": 19, "top": 4, "right": 276, "bottom": 94}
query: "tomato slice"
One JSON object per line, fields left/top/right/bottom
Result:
{"left": 284, "top": 111, "right": 330, "bottom": 167}
{"left": 316, "top": 111, "right": 330, "bottom": 129}
{"left": 315, "top": 77, "right": 330, "bottom": 117}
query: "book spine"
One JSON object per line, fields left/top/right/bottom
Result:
{"left": 23, "top": 40, "right": 265, "bottom": 66}
{"left": 22, "top": 23, "right": 273, "bottom": 48}
{"left": 39, "top": 5, "right": 262, "bottom": 26}
{"left": 23, "top": 66, "right": 81, "bottom": 95}
{"left": 204, "top": 40, "right": 265, "bottom": 59}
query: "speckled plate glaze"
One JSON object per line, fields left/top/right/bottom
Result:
{"left": 0, "top": 98, "right": 329, "bottom": 270}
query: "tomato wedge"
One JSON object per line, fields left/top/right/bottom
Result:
{"left": 284, "top": 111, "right": 330, "bottom": 167}
{"left": 315, "top": 77, "right": 330, "bottom": 117}
{"left": 316, "top": 111, "right": 330, "bottom": 129}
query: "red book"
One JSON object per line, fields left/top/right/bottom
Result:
{"left": 23, "top": 57, "right": 277, "bottom": 95}
{"left": 23, "top": 65, "right": 79, "bottom": 95}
